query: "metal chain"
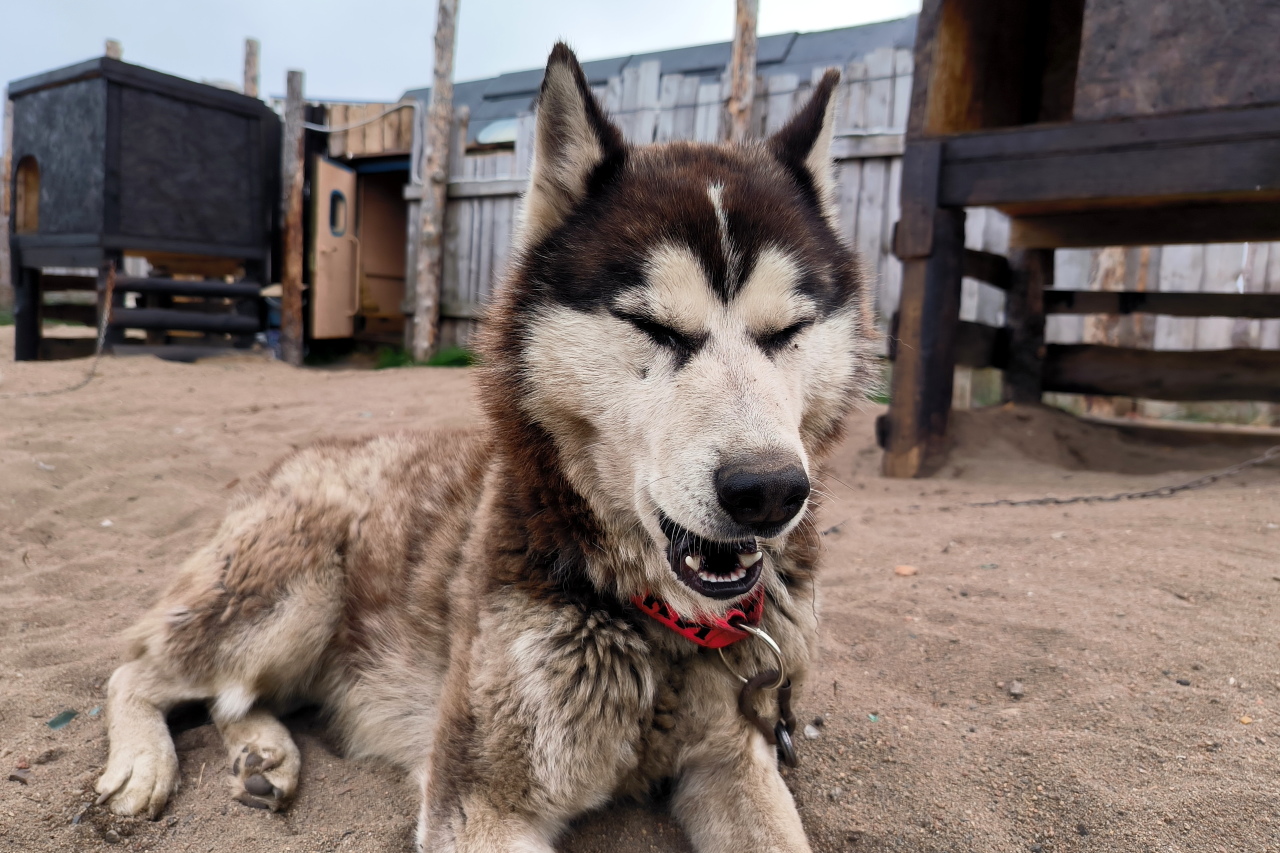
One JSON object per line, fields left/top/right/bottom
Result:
{"left": 0, "top": 262, "right": 115, "bottom": 399}
{"left": 971, "top": 444, "right": 1280, "bottom": 508}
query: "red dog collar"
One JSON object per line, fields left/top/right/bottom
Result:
{"left": 632, "top": 586, "right": 765, "bottom": 648}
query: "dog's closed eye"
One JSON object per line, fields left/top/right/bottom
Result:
{"left": 613, "top": 311, "right": 707, "bottom": 362}
{"left": 756, "top": 320, "right": 812, "bottom": 355}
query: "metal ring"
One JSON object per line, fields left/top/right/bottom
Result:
{"left": 718, "top": 624, "right": 786, "bottom": 690}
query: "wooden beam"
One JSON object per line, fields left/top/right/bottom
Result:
{"left": 279, "top": 70, "right": 306, "bottom": 367}
{"left": 243, "top": 38, "right": 260, "bottom": 99}
{"left": 1003, "top": 248, "right": 1052, "bottom": 404}
{"left": 726, "top": 0, "right": 758, "bottom": 144}
{"left": 104, "top": 39, "right": 123, "bottom": 60}
{"left": 411, "top": 0, "right": 459, "bottom": 362}
{"left": 1045, "top": 290, "right": 1280, "bottom": 319}
{"left": 883, "top": 207, "right": 966, "bottom": 478}
{"left": 1043, "top": 345, "right": 1280, "bottom": 403}
{"left": 894, "top": 140, "right": 943, "bottom": 259}
{"left": 1, "top": 95, "right": 12, "bottom": 303}
{"left": 830, "top": 133, "right": 905, "bottom": 159}
{"left": 1009, "top": 202, "right": 1280, "bottom": 249}
{"left": 962, "top": 248, "right": 1011, "bottom": 290}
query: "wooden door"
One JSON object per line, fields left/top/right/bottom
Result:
{"left": 310, "top": 157, "right": 358, "bottom": 339}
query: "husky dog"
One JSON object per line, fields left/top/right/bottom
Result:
{"left": 94, "top": 44, "right": 875, "bottom": 851}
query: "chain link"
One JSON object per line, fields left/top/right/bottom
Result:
{"left": 971, "top": 445, "right": 1280, "bottom": 508}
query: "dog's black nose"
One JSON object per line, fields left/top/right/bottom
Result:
{"left": 714, "top": 456, "right": 810, "bottom": 532}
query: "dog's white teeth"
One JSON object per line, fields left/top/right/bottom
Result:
{"left": 685, "top": 554, "right": 702, "bottom": 571}
{"left": 698, "top": 570, "right": 716, "bottom": 582}
{"left": 738, "top": 551, "right": 763, "bottom": 568}
{"left": 729, "top": 566, "right": 747, "bottom": 582}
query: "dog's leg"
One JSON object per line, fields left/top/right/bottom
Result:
{"left": 95, "top": 658, "right": 207, "bottom": 818}
{"left": 216, "top": 707, "right": 302, "bottom": 812}
{"left": 674, "top": 728, "right": 811, "bottom": 853}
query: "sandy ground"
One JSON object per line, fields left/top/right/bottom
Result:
{"left": 1, "top": 325, "right": 1279, "bottom": 853}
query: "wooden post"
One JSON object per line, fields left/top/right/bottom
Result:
{"left": 1003, "top": 248, "right": 1052, "bottom": 404}
{"left": 411, "top": 0, "right": 459, "bottom": 362}
{"left": 726, "top": 0, "right": 758, "bottom": 144}
{"left": 1, "top": 94, "right": 13, "bottom": 305}
{"left": 882, "top": 207, "right": 966, "bottom": 478}
{"left": 243, "top": 38, "right": 261, "bottom": 99}
{"left": 279, "top": 70, "right": 306, "bottom": 366}
{"left": 105, "top": 39, "right": 123, "bottom": 60}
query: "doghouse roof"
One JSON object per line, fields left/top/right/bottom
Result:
{"left": 403, "top": 14, "right": 917, "bottom": 145}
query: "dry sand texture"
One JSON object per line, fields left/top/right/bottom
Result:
{"left": 1, "top": 325, "right": 1278, "bottom": 852}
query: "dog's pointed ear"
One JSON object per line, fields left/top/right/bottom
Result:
{"left": 767, "top": 70, "right": 841, "bottom": 226}
{"left": 519, "top": 43, "right": 625, "bottom": 249}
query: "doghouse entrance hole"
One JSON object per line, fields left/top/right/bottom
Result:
{"left": 15, "top": 156, "right": 40, "bottom": 233}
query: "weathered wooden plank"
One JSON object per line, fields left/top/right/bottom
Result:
{"left": 1043, "top": 344, "right": 1280, "bottom": 402}
{"left": 764, "top": 74, "right": 798, "bottom": 136}
{"left": 632, "top": 60, "right": 661, "bottom": 144}
{"left": 656, "top": 74, "right": 682, "bottom": 143}
{"left": 1, "top": 96, "right": 13, "bottom": 300}
{"left": 1045, "top": 289, "right": 1280, "bottom": 319}
{"left": 855, "top": 159, "right": 887, "bottom": 285}
{"left": 694, "top": 81, "right": 722, "bottom": 143}
{"left": 830, "top": 133, "right": 904, "bottom": 159}
{"left": 881, "top": 156, "right": 903, "bottom": 322}
{"left": 444, "top": 178, "right": 524, "bottom": 200}
{"left": 1009, "top": 202, "right": 1280, "bottom": 249}
{"left": 1195, "top": 243, "right": 1245, "bottom": 350}
{"left": 942, "top": 139, "right": 1280, "bottom": 208}
{"left": 1152, "top": 244, "right": 1203, "bottom": 352}
{"left": 890, "top": 48, "right": 913, "bottom": 131}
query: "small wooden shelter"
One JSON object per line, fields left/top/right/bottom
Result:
{"left": 7, "top": 58, "right": 279, "bottom": 360}
{"left": 883, "top": 0, "right": 1280, "bottom": 477}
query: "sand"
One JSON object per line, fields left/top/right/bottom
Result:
{"left": 1, "top": 325, "right": 1278, "bottom": 853}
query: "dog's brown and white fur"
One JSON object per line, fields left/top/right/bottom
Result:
{"left": 95, "top": 45, "right": 876, "bottom": 851}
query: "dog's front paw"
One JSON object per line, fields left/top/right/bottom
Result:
{"left": 95, "top": 739, "right": 180, "bottom": 819}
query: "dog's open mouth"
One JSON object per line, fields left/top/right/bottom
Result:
{"left": 658, "top": 513, "right": 763, "bottom": 600}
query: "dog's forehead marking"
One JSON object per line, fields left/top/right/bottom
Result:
{"left": 707, "top": 182, "right": 741, "bottom": 291}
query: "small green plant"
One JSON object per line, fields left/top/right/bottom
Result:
{"left": 374, "top": 345, "right": 477, "bottom": 369}
{"left": 0, "top": 308, "right": 13, "bottom": 326}
{"left": 374, "top": 346, "right": 416, "bottom": 369}
{"left": 425, "top": 345, "right": 476, "bottom": 367}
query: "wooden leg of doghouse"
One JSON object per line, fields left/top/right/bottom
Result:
{"left": 1003, "top": 248, "right": 1053, "bottom": 404}
{"left": 13, "top": 265, "right": 41, "bottom": 361}
{"left": 882, "top": 207, "right": 965, "bottom": 478}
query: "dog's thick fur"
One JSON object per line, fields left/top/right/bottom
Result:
{"left": 95, "top": 45, "right": 875, "bottom": 851}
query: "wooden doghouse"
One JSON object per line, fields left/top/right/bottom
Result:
{"left": 883, "top": 0, "right": 1280, "bottom": 476}
{"left": 7, "top": 58, "right": 280, "bottom": 360}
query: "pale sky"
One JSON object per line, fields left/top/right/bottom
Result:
{"left": 3, "top": 0, "right": 920, "bottom": 107}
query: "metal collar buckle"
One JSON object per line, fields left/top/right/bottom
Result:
{"left": 720, "top": 623, "right": 798, "bottom": 767}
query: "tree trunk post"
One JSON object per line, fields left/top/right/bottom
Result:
{"left": 243, "top": 38, "right": 261, "bottom": 99}
{"left": 279, "top": 70, "right": 306, "bottom": 367}
{"left": 726, "top": 0, "right": 759, "bottom": 144}
{"left": 411, "top": 0, "right": 460, "bottom": 362}
{"left": 1, "top": 94, "right": 13, "bottom": 307}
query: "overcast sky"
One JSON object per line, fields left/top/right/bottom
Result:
{"left": 4, "top": 0, "right": 919, "bottom": 107}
